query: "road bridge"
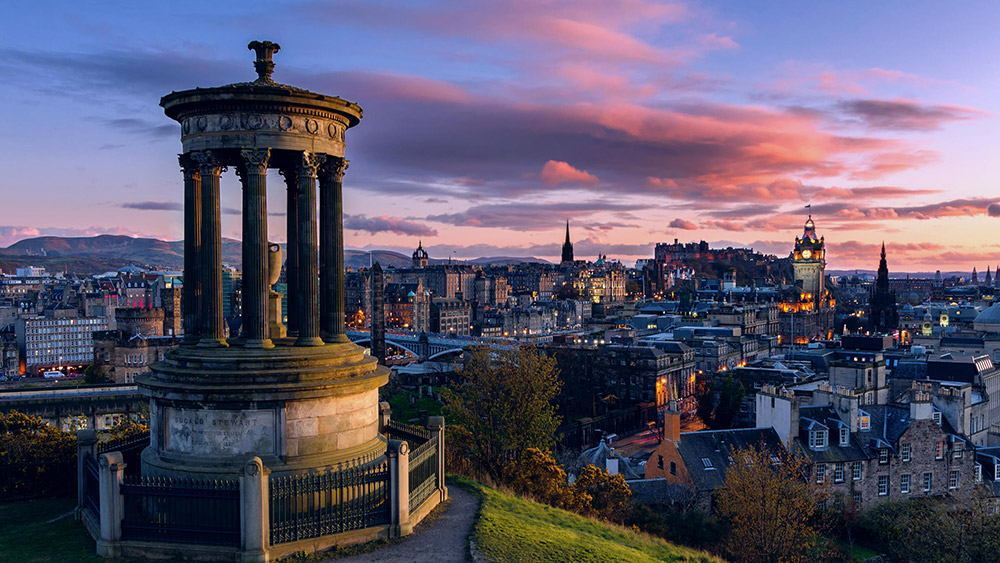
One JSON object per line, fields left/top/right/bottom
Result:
{"left": 0, "top": 385, "right": 145, "bottom": 430}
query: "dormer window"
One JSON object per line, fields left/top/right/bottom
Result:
{"left": 839, "top": 427, "right": 849, "bottom": 446}
{"left": 859, "top": 412, "right": 871, "bottom": 430}
{"left": 702, "top": 457, "right": 714, "bottom": 469}
{"left": 809, "top": 429, "right": 828, "bottom": 450}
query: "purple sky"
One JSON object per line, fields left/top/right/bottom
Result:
{"left": 2, "top": 1, "right": 999, "bottom": 271}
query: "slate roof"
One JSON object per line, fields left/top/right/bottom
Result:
{"left": 676, "top": 427, "right": 783, "bottom": 491}
{"left": 574, "top": 440, "right": 641, "bottom": 480}
{"left": 796, "top": 405, "right": 869, "bottom": 464}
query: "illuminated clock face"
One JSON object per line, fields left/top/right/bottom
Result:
{"left": 801, "top": 249, "right": 813, "bottom": 259}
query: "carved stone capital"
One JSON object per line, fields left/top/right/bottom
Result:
{"left": 190, "top": 150, "right": 226, "bottom": 176}
{"left": 321, "top": 158, "right": 349, "bottom": 183}
{"left": 239, "top": 148, "right": 271, "bottom": 174}
{"left": 178, "top": 154, "right": 200, "bottom": 180}
{"left": 296, "top": 151, "right": 326, "bottom": 179}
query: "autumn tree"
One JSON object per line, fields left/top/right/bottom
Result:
{"left": 0, "top": 410, "right": 77, "bottom": 499}
{"left": 572, "top": 464, "right": 633, "bottom": 522}
{"left": 716, "top": 443, "right": 826, "bottom": 563}
{"left": 442, "top": 345, "right": 562, "bottom": 481}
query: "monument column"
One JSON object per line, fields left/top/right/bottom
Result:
{"left": 238, "top": 148, "right": 272, "bottom": 348}
{"left": 295, "top": 151, "right": 324, "bottom": 346}
{"left": 191, "top": 150, "right": 227, "bottom": 347}
{"left": 179, "top": 154, "right": 202, "bottom": 344}
{"left": 319, "top": 158, "right": 349, "bottom": 342}
{"left": 280, "top": 167, "right": 299, "bottom": 334}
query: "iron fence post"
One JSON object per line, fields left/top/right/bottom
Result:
{"left": 240, "top": 456, "right": 270, "bottom": 563}
{"left": 388, "top": 439, "right": 411, "bottom": 538}
{"left": 76, "top": 428, "right": 98, "bottom": 519}
{"left": 428, "top": 416, "right": 448, "bottom": 503}
{"left": 96, "top": 451, "right": 125, "bottom": 558}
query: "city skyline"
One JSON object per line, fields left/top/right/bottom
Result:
{"left": 3, "top": 1, "right": 999, "bottom": 270}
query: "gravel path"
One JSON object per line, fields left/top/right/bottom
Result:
{"left": 329, "top": 486, "right": 480, "bottom": 563}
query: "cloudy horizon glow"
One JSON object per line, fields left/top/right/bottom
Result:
{"left": 2, "top": 1, "right": 998, "bottom": 272}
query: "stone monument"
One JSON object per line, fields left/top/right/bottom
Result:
{"left": 139, "top": 40, "right": 389, "bottom": 479}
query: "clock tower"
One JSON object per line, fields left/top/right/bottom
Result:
{"left": 793, "top": 215, "right": 825, "bottom": 305}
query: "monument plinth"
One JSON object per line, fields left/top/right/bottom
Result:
{"left": 139, "top": 41, "right": 388, "bottom": 479}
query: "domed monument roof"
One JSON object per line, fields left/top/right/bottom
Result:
{"left": 974, "top": 303, "right": 1000, "bottom": 332}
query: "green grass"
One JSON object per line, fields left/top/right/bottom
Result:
{"left": 456, "top": 477, "right": 726, "bottom": 563}
{"left": 386, "top": 388, "right": 443, "bottom": 422}
{"left": 0, "top": 498, "right": 103, "bottom": 563}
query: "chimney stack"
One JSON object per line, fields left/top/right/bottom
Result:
{"left": 664, "top": 399, "right": 681, "bottom": 442}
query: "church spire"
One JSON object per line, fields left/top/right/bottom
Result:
{"left": 561, "top": 220, "right": 574, "bottom": 264}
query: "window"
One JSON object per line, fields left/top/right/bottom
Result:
{"left": 936, "top": 441, "right": 944, "bottom": 460}
{"left": 878, "top": 475, "right": 888, "bottom": 496}
{"left": 949, "top": 470, "right": 959, "bottom": 490}
{"left": 840, "top": 427, "right": 849, "bottom": 446}
{"left": 834, "top": 462, "right": 845, "bottom": 483}
{"left": 853, "top": 491, "right": 863, "bottom": 506}
{"left": 657, "top": 455, "right": 664, "bottom": 469}
{"left": 954, "top": 444, "right": 963, "bottom": 459}
{"left": 933, "top": 411, "right": 942, "bottom": 426}
{"left": 670, "top": 461, "right": 676, "bottom": 476}
{"left": 809, "top": 429, "right": 828, "bottom": 450}
{"left": 816, "top": 463, "right": 826, "bottom": 484}
{"left": 853, "top": 462, "right": 863, "bottom": 481}
{"left": 879, "top": 449, "right": 889, "bottom": 464}
{"left": 702, "top": 457, "right": 714, "bottom": 469}
{"left": 901, "top": 474, "right": 910, "bottom": 494}
{"left": 859, "top": 413, "right": 871, "bottom": 430}
{"left": 995, "top": 465, "right": 1000, "bottom": 481}
{"left": 976, "top": 463, "right": 982, "bottom": 483}
{"left": 901, "top": 443, "right": 911, "bottom": 462}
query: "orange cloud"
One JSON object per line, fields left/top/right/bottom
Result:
{"left": 540, "top": 160, "right": 598, "bottom": 185}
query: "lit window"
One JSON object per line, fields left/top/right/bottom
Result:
{"left": 936, "top": 442, "right": 944, "bottom": 460}
{"left": 859, "top": 413, "right": 870, "bottom": 430}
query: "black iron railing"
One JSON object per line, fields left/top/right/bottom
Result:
{"left": 409, "top": 436, "right": 438, "bottom": 510}
{"left": 121, "top": 476, "right": 240, "bottom": 546}
{"left": 83, "top": 452, "right": 100, "bottom": 518}
{"left": 269, "top": 456, "right": 391, "bottom": 545}
{"left": 386, "top": 419, "right": 430, "bottom": 448}
{"left": 98, "top": 431, "right": 150, "bottom": 477}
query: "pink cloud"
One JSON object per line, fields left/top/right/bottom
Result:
{"left": 669, "top": 218, "right": 698, "bottom": 230}
{"left": 699, "top": 33, "right": 739, "bottom": 50}
{"left": 540, "top": 160, "right": 598, "bottom": 185}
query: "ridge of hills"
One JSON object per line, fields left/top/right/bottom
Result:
{"left": 0, "top": 235, "right": 549, "bottom": 275}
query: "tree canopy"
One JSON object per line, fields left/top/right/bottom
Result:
{"left": 442, "top": 345, "right": 562, "bottom": 481}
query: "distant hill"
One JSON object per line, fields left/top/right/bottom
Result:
{"left": 0, "top": 235, "right": 553, "bottom": 275}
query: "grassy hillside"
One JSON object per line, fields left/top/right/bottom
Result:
{"left": 0, "top": 498, "right": 103, "bottom": 563}
{"left": 459, "top": 478, "right": 725, "bottom": 563}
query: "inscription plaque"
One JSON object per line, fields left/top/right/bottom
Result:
{"left": 163, "top": 407, "right": 277, "bottom": 455}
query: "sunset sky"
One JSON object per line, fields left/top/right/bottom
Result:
{"left": 2, "top": 1, "right": 999, "bottom": 272}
